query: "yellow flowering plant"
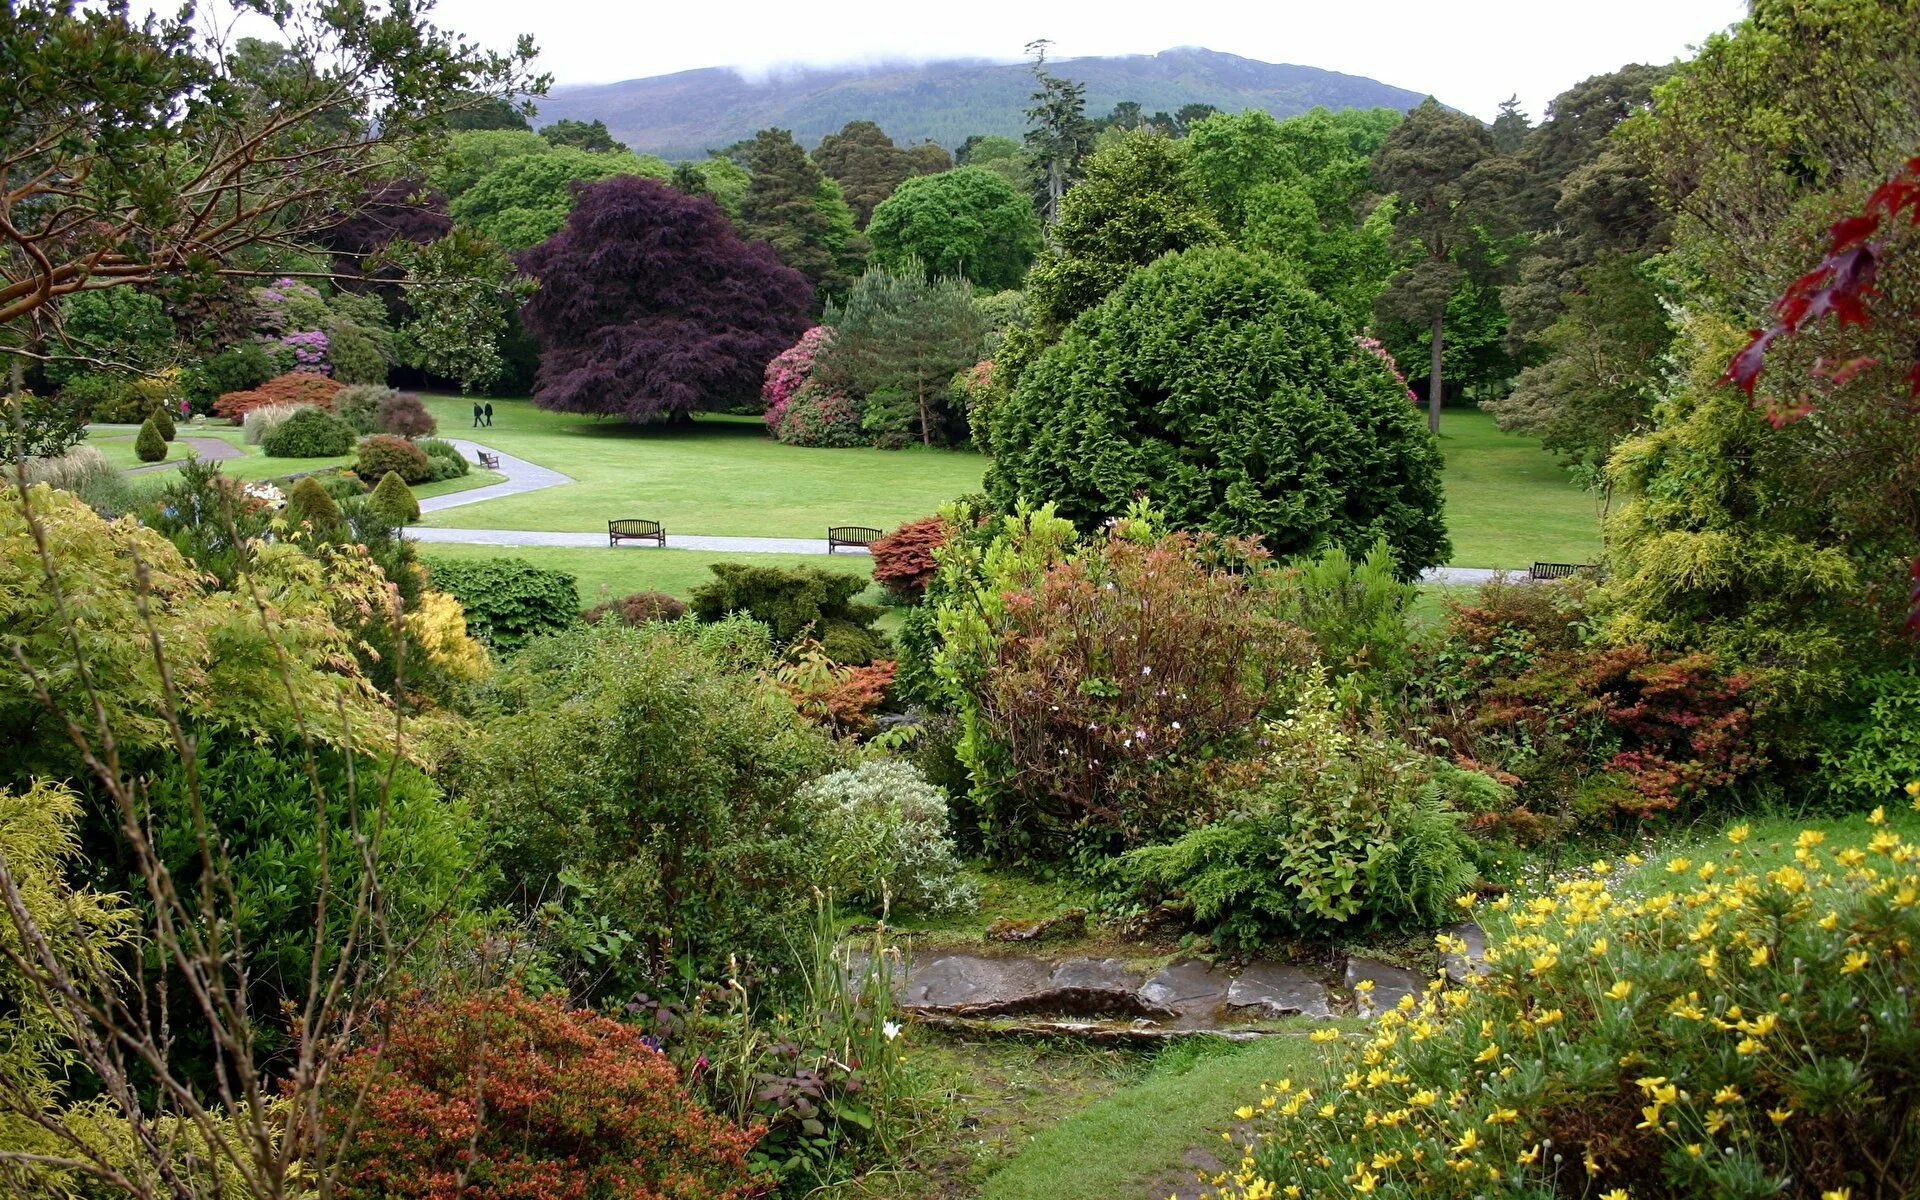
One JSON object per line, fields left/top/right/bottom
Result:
{"left": 1208, "top": 815, "right": 1920, "bottom": 1200}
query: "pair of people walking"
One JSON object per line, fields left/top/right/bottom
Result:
{"left": 471, "top": 402, "right": 494, "bottom": 427}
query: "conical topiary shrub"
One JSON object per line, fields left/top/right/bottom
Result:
{"left": 134, "top": 416, "right": 167, "bottom": 462}
{"left": 369, "top": 470, "right": 420, "bottom": 526}
{"left": 285, "top": 475, "right": 345, "bottom": 538}
{"left": 150, "top": 403, "right": 177, "bottom": 442}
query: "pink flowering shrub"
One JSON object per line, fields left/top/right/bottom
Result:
{"left": 762, "top": 325, "right": 834, "bottom": 434}
{"left": 775, "top": 384, "right": 864, "bottom": 448}
{"left": 1354, "top": 331, "right": 1418, "bottom": 406}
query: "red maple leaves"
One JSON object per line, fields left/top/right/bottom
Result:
{"left": 1721, "top": 156, "right": 1920, "bottom": 634}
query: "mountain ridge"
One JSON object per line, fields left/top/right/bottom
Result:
{"left": 534, "top": 47, "right": 1435, "bottom": 160}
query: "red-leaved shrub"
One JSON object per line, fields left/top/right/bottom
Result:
{"left": 376, "top": 390, "right": 437, "bottom": 438}
{"left": 1477, "top": 645, "right": 1760, "bottom": 816}
{"left": 328, "top": 988, "right": 759, "bottom": 1200}
{"left": 583, "top": 590, "right": 689, "bottom": 626}
{"left": 869, "top": 516, "right": 947, "bottom": 601}
{"left": 776, "top": 651, "right": 896, "bottom": 734}
{"left": 213, "top": 371, "right": 343, "bottom": 420}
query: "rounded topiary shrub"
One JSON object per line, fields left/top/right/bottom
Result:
{"left": 355, "top": 433, "right": 432, "bottom": 484}
{"left": 283, "top": 475, "right": 345, "bottom": 536}
{"left": 134, "top": 416, "right": 167, "bottom": 462}
{"left": 368, "top": 470, "right": 420, "bottom": 526}
{"left": 261, "top": 406, "right": 356, "bottom": 458}
{"left": 986, "top": 246, "right": 1450, "bottom": 577}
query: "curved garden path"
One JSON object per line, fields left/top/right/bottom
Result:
{"left": 411, "top": 437, "right": 1506, "bottom": 578}
{"left": 125, "top": 436, "right": 243, "bottom": 474}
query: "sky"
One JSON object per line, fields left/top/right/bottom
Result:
{"left": 419, "top": 0, "right": 1751, "bottom": 122}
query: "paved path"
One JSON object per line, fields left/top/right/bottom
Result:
{"left": 418, "top": 437, "right": 575, "bottom": 513}
{"left": 124, "top": 436, "right": 242, "bottom": 474}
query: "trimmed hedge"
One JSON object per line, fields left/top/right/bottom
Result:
{"left": 261, "top": 406, "right": 356, "bottom": 458}
{"left": 355, "top": 433, "right": 432, "bottom": 484}
{"left": 368, "top": 471, "right": 420, "bottom": 526}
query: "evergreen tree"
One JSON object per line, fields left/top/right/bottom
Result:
{"left": 149, "top": 401, "right": 176, "bottom": 442}
{"left": 134, "top": 416, "right": 166, "bottom": 462}
{"left": 285, "top": 475, "right": 345, "bottom": 538}
{"left": 819, "top": 265, "right": 989, "bottom": 446}
{"left": 1371, "top": 99, "right": 1518, "bottom": 431}
{"left": 738, "top": 129, "right": 862, "bottom": 299}
{"left": 539, "top": 118, "right": 626, "bottom": 153}
{"left": 813, "top": 121, "right": 911, "bottom": 225}
{"left": 369, "top": 470, "right": 420, "bottom": 525}
{"left": 1491, "top": 95, "right": 1531, "bottom": 154}
{"left": 1023, "top": 40, "right": 1095, "bottom": 225}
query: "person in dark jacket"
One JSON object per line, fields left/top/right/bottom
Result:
{"left": 484, "top": 402, "right": 494, "bottom": 427}
{"left": 472, "top": 402, "right": 484, "bottom": 427}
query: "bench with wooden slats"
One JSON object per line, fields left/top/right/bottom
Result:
{"left": 608, "top": 518, "right": 666, "bottom": 548}
{"left": 827, "top": 525, "right": 883, "bottom": 553}
{"left": 1528, "top": 561, "right": 1601, "bottom": 581}
{"left": 477, "top": 451, "right": 501, "bottom": 470}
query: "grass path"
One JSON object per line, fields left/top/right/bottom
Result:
{"left": 977, "top": 1032, "right": 1350, "bottom": 1200}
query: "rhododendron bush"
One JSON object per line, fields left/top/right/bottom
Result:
{"left": 329, "top": 988, "right": 759, "bottom": 1200}
{"left": 762, "top": 325, "right": 833, "bottom": 434}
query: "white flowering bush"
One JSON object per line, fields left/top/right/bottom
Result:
{"left": 798, "top": 759, "right": 977, "bottom": 916}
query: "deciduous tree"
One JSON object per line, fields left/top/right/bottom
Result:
{"left": 519, "top": 175, "right": 812, "bottom": 423}
{"left": 866, "top": 167, "right": 1040, "bottom": 290}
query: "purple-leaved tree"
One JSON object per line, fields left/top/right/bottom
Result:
{"left": 519, "top": 175, "right": 813, "bottom": 422}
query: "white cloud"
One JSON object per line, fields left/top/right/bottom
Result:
{"left": 161, "top": 0, "right": 1750, "bottom": 122}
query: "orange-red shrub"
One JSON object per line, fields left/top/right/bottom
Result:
{"left": 328, "top": 988, "right": 759, "bottom": 1200}
{"left": 869, "top": 516, "right": 947, "bottom": 601}
{"left": 776, "top": 651, "right": 896, "bottom": 734}
{"left": 213, "top": 371, "right": 343, "bottom": 420}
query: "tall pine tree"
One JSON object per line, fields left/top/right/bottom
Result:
{"left": 737, "top": 129, "right": 865, "bottom": 303}
{"left": 1023, "top": 40, "right": 1094, "bottom": 226}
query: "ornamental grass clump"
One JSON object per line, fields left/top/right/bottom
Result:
{"left": 1206, "top": 807, "right": 1920, "bottom": 1200}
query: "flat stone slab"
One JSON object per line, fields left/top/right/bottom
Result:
{"left": 1441, "top": 921, "right": 1489, "bottom": 984}
{"left": 1225, "top": 963, "right": 1332, "bottom": 1019}
{"left": 1344, "top": 957, "right": 1428, "bottom": 1016}
{"left": 900, "top": 953, "right": 1054, "bottom": 1011}
{"left": 1139, "top": 959, "right": 1232, "bottom": 1025}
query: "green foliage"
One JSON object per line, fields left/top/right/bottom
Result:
{"left": 133, "top": 415, "right": 166, "bottom": 462}
{"left": 987, "top": 246, "right": 1451, "bottom": 578}
{"left": 1275, "top": 539, "right": 1418, "bottom": 696}
{"left": 260, "top": 405, "right": 355, "bottom": 457}
{"left": 391, "top": 227, "right": 533, "bottom": 393}
{"left": 2, "top": 389, "right": 86, "bottom": 460}
{"left": 432, "top": 128, "right": 551, "bottom": 199}
{"left": 367, "top": 470, "right": 419, "bottom": 525}
{"left": 690, "top": 562, "right": 886, "bottom": 665}
{"left": 452, "top": 145, "right": 670, "bottom": 249}
{"left": 461, "top": 621, "right": 840, "bottom": 991}
{"left": 540, "top": 117, "right": 626, "bottom": 153}
{"left": 866, "top": 166, "right": 1040, "bottom": 290}
{"left": 148, "top": 400, "right": 176, "bottom": 441}
{"left": 796, "top": 759, "right": 977, "bottom": 915}
{"left": 354, "top": 432, "right": 431, "bottom": 483}
{"left": 283, "top": 474, "right": 344, "bottom": 537}
{"left": 425, "top": 555, "right": 578, "bottom": 651}
{"left": 1119, "top": 675, "right": 1476, "bottom": 945}
{"left": 60, "top": 372, "right": 148, "bottom": 423}
{"left": 818, "top": 264, "right": 988, "bottom": 446}
{"left": 45, "top": 287, "right": 176, "bottom": 387}
{"left": 1815, "top": 667, "right": 1920, "bottom": 806}
{"left": 417, "top": 436, "right": 470, "bottom": 481}
{"left": 737, "top": 128, "right": 866, "bottom": 300}
{"left": 197, "top": 341, "right": 276, "bottom": 401}
{"left": 1025, "top": 131, "right": 1221, "bottom": 332}
{"left": 334, "top": 383, "right": 391, "bottom": 433}
{"left": 811, "top": 119, "right": 930, "bottom": 226}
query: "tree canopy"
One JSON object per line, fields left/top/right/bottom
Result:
{"left": 866, "top": 167, "right": 1041, "bottom": 291}
{"left": 518, "top": 175, "right": 812, "bottom": 423}
{"left": 736, "top": 129, "right": 868, "bottom": 301}
{"left": 450, "top": 146, "right": 671, "bottom": 249}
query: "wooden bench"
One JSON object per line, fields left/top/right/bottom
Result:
{"left": 477, "top": 451, "right": 501, "bottom": 470}
{"left": 1528, "top": 561, "right": 1600, "bottom": 581}
{"left": 827, "top": 525, "right": 882, "bottom": 554}
{"left": 608, "top": 518, "right": 666, "bottom": 548}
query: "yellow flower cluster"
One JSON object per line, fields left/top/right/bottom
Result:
{"left": 1204, "top": 809, "right": 1920, "bottom": 1200}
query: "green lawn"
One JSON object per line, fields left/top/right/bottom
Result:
{"left": 415, "top": 542, "right": 882, "bottom": 608}
{"left": 1438, "top": 408, "right": 1602, "bottom": 568}
{"left": 414, "top": 395, "right": 987, "bottom": 538}
{"left": 978, "top": 1031, "right": 1354, "bottom": 1200}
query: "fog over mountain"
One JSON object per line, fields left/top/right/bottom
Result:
{"left": 534, "top": 46, "right": 1434, "bottom": 159}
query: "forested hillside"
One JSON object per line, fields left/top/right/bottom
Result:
{"left": 537, "top": 46, "right": 1430, "bottom": 157}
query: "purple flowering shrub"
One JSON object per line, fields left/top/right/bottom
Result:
{"left": 1353, "top": 331, "right": 1418, "bottom": 406}
{"left": 761, "top": 326, "right": 834, "bottom": 434}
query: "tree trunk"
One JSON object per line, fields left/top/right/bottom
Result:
{"left": 1428, "top": 310, "right": 1444, "bottom": 434}
{"left": 917, "top": 380, "right": 932, "bottom": 446}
